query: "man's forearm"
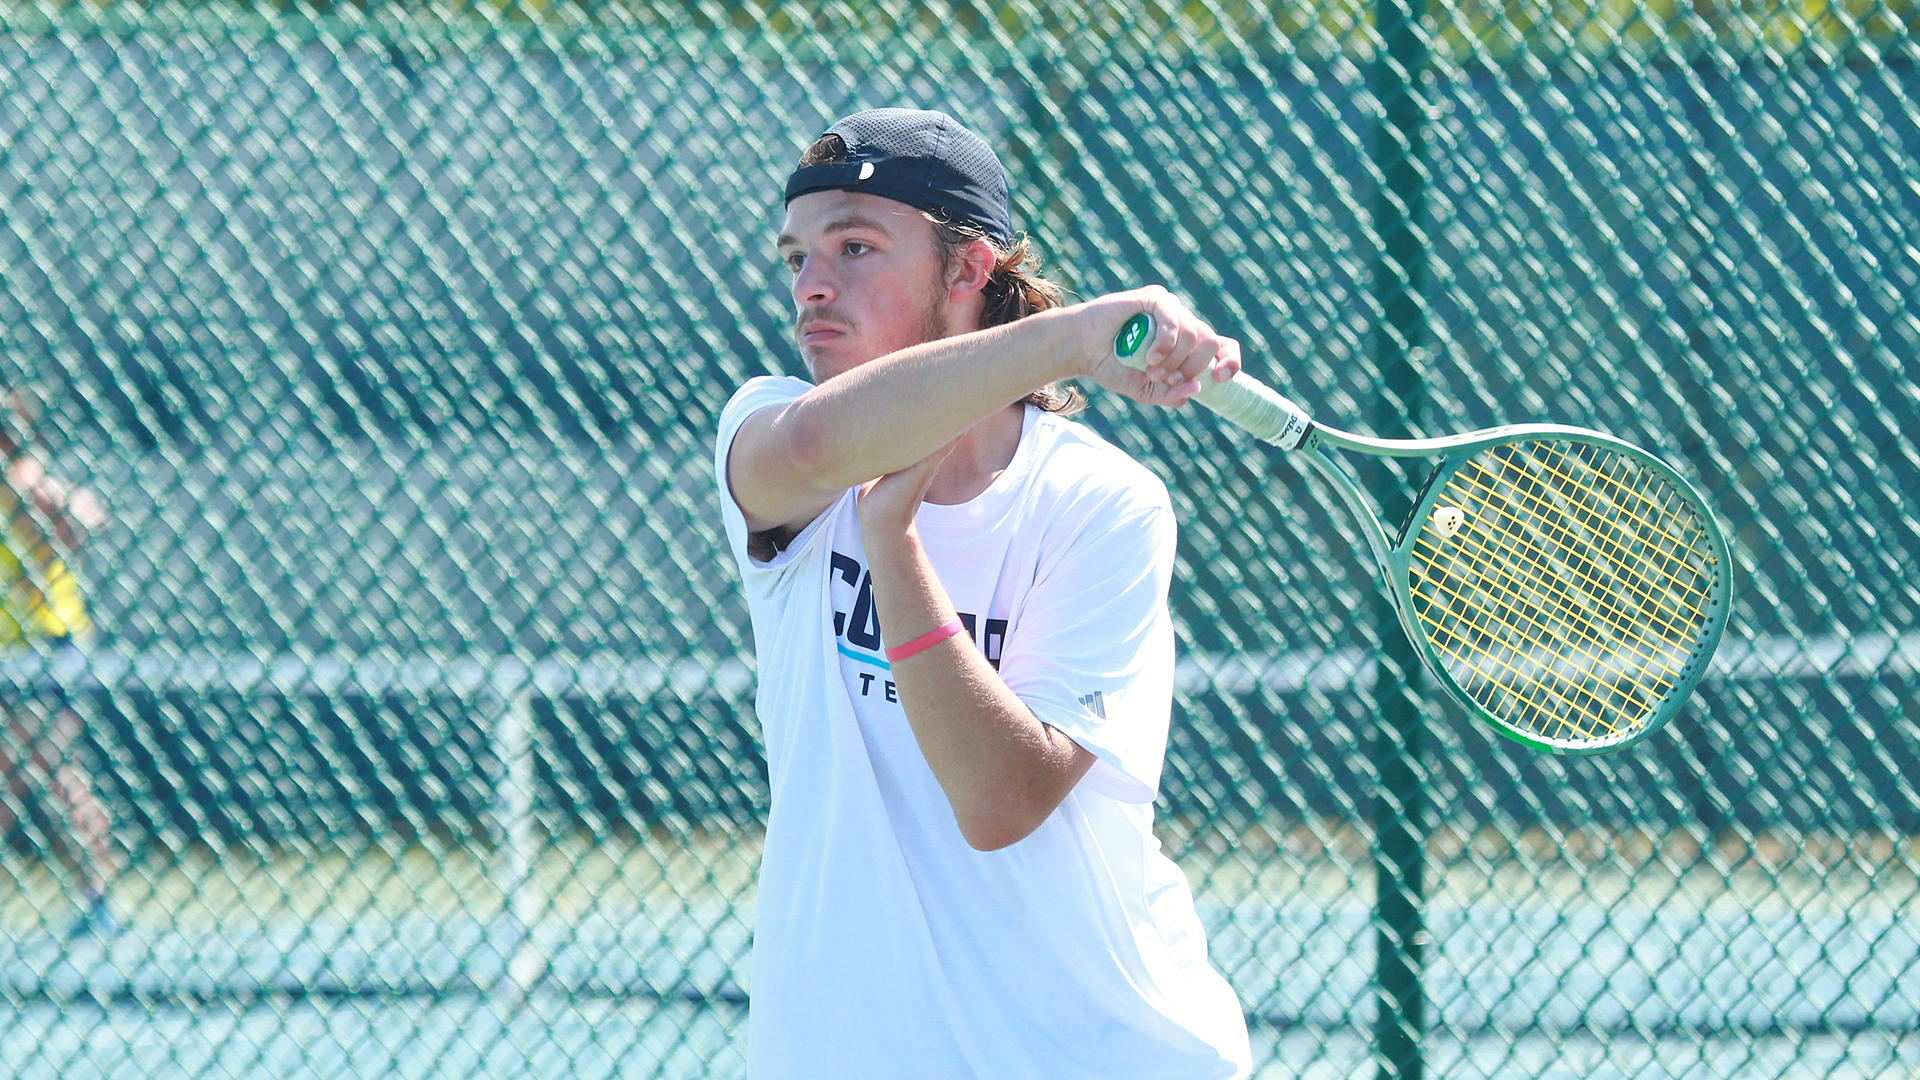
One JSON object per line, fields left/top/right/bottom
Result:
{"left": 777, "top": 306, "right": 1091, "bottom": 490}
{"left": 865, "top": 527, "right": 1094, "bottom": 851}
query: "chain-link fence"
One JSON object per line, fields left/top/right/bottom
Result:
{"left": 0, "top": 1, "right": 1915, "bottom": 1077}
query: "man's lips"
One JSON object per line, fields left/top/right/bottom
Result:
{"left": 798, "top": 321, "right": 846, "bottom": 344}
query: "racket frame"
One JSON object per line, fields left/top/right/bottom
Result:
{"left": 1110, "top": 312, "right": 1733, "bottom": 754}
{"left": 1295, "top": 421, "right": 1733, "bottom": 755}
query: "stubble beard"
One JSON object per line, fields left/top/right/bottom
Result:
{"left": 799, "top": 275, "right": 953, "bottom": 381}
{"left": 911, "top": 278, "right": 951, "bottom": 350}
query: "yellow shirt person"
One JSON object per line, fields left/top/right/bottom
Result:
{"left": 0, "top": 534, "right": 92, "bottom": 645}
{"left": 0, "top": 437, "right": 116, "bottom": 937}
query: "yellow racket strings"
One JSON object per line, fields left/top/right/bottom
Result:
{"left": 1416, "top": 444, "right": 1713, "bottom": 738}
{"left": 1408, "top": 441, "right": 1718, "bottom": 743}
{"left": 1417, "top": 476, "right": 1682, "bottom": 737}
{"left": 1418, "top": 451, "right": 1702, "bottom": 738}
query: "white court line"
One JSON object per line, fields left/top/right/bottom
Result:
{"left": 0, "top": 649, "right": 758, "bottom": 700}
{"left": 0, "top": 633, "right": 1907, "bottom": 700}
{"left": 1175, "top": 632, "right": 1918, "bottom": 695}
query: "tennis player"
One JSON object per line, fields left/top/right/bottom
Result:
{"left": 716, "top": 108, "right": 1251, "bottom": 1078}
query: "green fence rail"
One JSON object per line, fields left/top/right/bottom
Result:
{"left": 0, "top": 2, "right": 1915, "bottom": 1077}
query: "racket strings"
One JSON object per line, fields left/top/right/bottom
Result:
{"left": 1407, "top": 441, "right": 1718, "bottom": 744}
{"left": 1419, "top": 448, "right": 1710, "bottom": 737}
{"left": 1421, "top": 464, "right": 1698, "bottom": 736}
{"left": 1466, "top": 455, "right": 1710, "bottom": 650}
{"left": 1421, "top": 526, "right": 1673, "bottom": 738}
{"left": 1515, "top": 450, "right": 1715, "bottom": 617}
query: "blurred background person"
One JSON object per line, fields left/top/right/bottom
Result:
{"left": 0, "top": 386, "right": 119, "bottom": 936}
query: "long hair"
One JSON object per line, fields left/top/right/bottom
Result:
{"left": 928, "top": 217, "right": 1084, "bottom": 415}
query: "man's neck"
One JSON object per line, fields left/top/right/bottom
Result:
{"left": 922, "top": 401, "right": 1026, "bottom": 506}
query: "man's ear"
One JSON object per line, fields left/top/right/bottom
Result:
{"left": 946, "top": 236, "right": 995, "bottom": 299}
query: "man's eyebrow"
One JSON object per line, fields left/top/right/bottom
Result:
{"left": 775, "top": 213, "right": 897, "bottom": 250}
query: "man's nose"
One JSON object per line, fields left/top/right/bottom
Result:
{"left": 792, "top": 256, "right": 834, "bottom": 305}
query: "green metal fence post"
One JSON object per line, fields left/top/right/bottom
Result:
{"left": 1368, "top": 0, "right": 1432, "bottom": 1075}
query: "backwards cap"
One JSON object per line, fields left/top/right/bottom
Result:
{"left": 783, "top": 108, "right": 1013, "bottom": 246}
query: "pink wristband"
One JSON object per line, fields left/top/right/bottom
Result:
{"left": 884, "top": 618, "right": 966, "bottom": 663}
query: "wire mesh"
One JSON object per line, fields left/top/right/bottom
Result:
{"left": 0, "top": 1, "right": 1916, "bottom": 1077}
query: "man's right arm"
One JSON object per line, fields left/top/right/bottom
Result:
{"left": 726, "top": 290, "right": 1238, "bottom": 536}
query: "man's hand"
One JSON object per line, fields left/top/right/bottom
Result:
{"left": 1076, "top": 285, "right": 1242, "bottom": 407}
{"left": 856, "top": 441, "right": 955, "bottom": 545}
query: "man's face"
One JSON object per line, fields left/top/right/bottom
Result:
{"left": 777, "top": 190, "right": 951, "bottom": 382}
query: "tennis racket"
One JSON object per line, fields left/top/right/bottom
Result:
{"left": 1114, "top": 313, "right": 1731, "bottom": 755}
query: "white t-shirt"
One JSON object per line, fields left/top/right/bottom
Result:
{"left": 716, "top": 376, "right": 1250, "bottom": 1080}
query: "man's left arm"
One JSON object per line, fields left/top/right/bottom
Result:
{"left": 858, "top": 446, "right": 1096, "bottom": 852}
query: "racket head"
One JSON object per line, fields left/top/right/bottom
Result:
{"left": 1383, "top": 428, "right": 1732, "bottom": 755}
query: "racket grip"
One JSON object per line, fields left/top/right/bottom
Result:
{"left": 1111, "top": 313, "right": 1314, "bottom": 450}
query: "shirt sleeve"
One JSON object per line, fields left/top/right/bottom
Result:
{"left": 714, "top": 376, "right": 840, "bottom": 577}
{"left": 996, "top": 497, "right": 1178, "bottom": 804}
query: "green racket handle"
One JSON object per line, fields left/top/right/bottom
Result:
{"left": 1111, "top": 313, "right": 1314, "bottom": 449}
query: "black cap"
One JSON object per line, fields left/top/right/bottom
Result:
{"left": 784, "top": 108, "right": 1013, "bottom": 246}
